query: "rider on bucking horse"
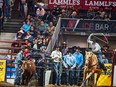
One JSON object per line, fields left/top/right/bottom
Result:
{"left": 87, "top": 33, "right": 107, "bottom": 71}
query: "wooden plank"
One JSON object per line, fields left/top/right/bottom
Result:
{"left": 0, "top": 40, "right": 24, "bottom": 43}
{"left": 0, "top": 52, "right": 17, "bottom": 55}
{"left": 0, "top": 46, "right": 21, "bottom": 49}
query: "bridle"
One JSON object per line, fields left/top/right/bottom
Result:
{"left": 85, "top": 52, "right": 97, "bottom": 67}
{"left": 85, "top": 53, "right": 93, "bottom": 66}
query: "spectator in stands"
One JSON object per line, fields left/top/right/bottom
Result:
{"left": 23, "top": 46, "right": 31, "bottom": 59}
{"left": 97, "top": 6, "right": 106, "bottom": 19}
{"left": 46, "top": 22, "right": 55, "bottom": 36}
{"left": 15, "top": 28, "right": 25, "bottom": 40}
{"left": 72, "top": 46, "right": 83, "bottom": 85}
{"left": 87, "top": 7, "right": 95, "bottom": 19}
{"left": 102, "top": 54, "right": 109, "bottom": 64}
{"left": 4, "top": 0, "right": 13, "bottom": 19}
{"left": 23, "top": 1, "right": 28, "bottom": 18}
{"left": 27, "top": 0, "right": 34, "bottom": 14}
{"left": 14, "top": 46, "right": 25, "bottom": 85}
{"left": 33, "top": 35, "right": 42, "bottom": 50}
{"left": 19, "top": 0, "right": 28, "bottom": 18}
{"left": 29, "top": 26, "right": 37, "bottom": 38}
{"left": 63, "top": 50, "right": 76, "bottom": 86}
{"left": 36, "top": 6, "right": 45, "bottom": 19}
{"left": 37, "top": 21, "right": 46, "bottom": 35}
{"left": 52, "top": 16, "right": 57, "bottom": 26}
{"left": 62, "top": 42, "right": 68, "bottom": 56}
{"left": 42, "top": 9, "right": 54, "bottom": 23}
{"left": 42, "top": 34, "right": 50, "bottom": 47}
{"left": 23, "top": 14, "right": 32, "bottom": 23}
{"left": 44, "top": 20, "right": 49, "bottom": 28}
{"left": 24, "top": 31, "right": 33, "bottom": 43}
{"left": 93, "top": 12, "right": 102, "bottom": 20}
{"left": 108, "top": 5, "right": 116, "bottom": 20}
{"left": 60, "top": 9, "right": 68, "bottom": 18}
{"left": 70, "top": 10, "right": 80, "bottom": 18}
{"left": 39, "top": 46, "right": 46, "bottom": 58}
{"left": 32, "top": 16, "right": 41, "bottom": 29}
{"left": 72, "top": 46, "right": 77, "bottom": 54}
{"left": 102, "top": 44, "right": 110, "bottom": 53}
{"left": 104, "top": 13, "right": 110, "bottom": 21}
{"left": 52, "top": 5, "right": 62, "bottom": 18}
{"left": 22, "top": 21, "right": 31, "bottom": 32}
{"left": 65, "top": 6, "right": 74, "bottom": 17}
{"left": 51, "top": 46, "right": 62, "bottom": 86}
{"left": 11, "top": 41, "right": 20, "bottom": 53}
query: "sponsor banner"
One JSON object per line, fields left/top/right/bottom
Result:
{"left": 48, "top": 0, "right": 116, "bottom": 10}
{"left": 94, "top": 64, "right": 112, "bottom": 86}
{"left": 113, "top": 66, "right": 116, "bottom": 86}
{"left": 0, "top": 60, "right": 6, "bottom": 81}
{"left": 61, "top": 19, "right": 116, "bottom": 33}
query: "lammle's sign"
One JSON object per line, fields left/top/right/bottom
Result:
{"left": 48, "top": 0, "right": 116, "bottom": 10}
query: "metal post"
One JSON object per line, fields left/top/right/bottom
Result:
{"left": 111, "top": 50, "right": 115, "bottom": 87}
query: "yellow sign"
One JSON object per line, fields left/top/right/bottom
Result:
{"left": 0, "top": 60, "right": 6, "bottom": 81}
{"left": 94, "top": 64, "right": 112, "bottom": 86}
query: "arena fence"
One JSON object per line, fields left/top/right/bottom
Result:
{"left": 0, "top": 46, "right": 115, "bottom": 86}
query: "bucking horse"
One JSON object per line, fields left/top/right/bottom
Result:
{"left": 81, "top": 51, "right": 102, "bottom": 87}
{"left": 21, "top": 59, "right": 36, "bottom": 85}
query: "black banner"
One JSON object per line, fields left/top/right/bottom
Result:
{"left": 61, "top": 19, "right": 116, "bottom": 33}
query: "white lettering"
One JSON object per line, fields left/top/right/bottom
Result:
{"left": 100, "top": 24, "right": 104, "bottom": 30}
{"left": 104, "top": 1, "right": 109, "bottom": 6}
{"left": 49, "top": 0, "right": 116, "bottom": 7}
{"left": 49, "top": 0, "right": 53, "bottom": 4}
{"left": 95, "top": 24, "right": 99, "bottom": 30}
{"left": 49, "top": 0, "right": 80, "bottom": 5}
{"left": 89, "top": 1, "right": 93, "bottom": 6}
{"left": 84, "top": 1, "right": 116, "bottom": 7}
{"left": 95, "top": 24, "right": 109, "bottom": 30}
{"left": 85, "top": 1, "right": 89, "bottom": 6}
{"left": 68, "top": 0, "right": 71, "bottom": 5}
{"left": 99, "top": 1, "right": 105, "bottom": 6}
{"left": 94, "top": 1, "right": 99, "bottom": 6}
{"left": 105, "top": 24, "right": 109, "bottom": 30}
{"left": 90, "top": 23, "right": 94, "bottom": 29}
{"left": 54, "top": 0, "right": 57, "bottom": 4}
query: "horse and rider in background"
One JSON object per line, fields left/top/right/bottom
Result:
{"left": 14, "top": 46, "right": 44, "bottom": 86}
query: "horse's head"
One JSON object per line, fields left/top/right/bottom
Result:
{"left": 21, "top": 60, "right": 36, "bottom": 85}
{"left": 85, "top": 51, "right": 94, "bottom": 65}
{"left": 85, "top": 51, "right": 93, "bottom": 59}
{"left": 22, "top": 60, "right": 36, "bottom": 73}
{"left": 22, "top": 61, "right": 28, "bottom": 70}
{"left": 85, "top": 51, "right": 98, "bottom": 67}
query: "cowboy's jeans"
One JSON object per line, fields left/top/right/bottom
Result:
{"left": 5, "top": 5, "right": 11, "bottom": 17}
{"left": 66, "top": 69, "right": 75, "bottom": 85}
{"left": 97, "top": 52, "right": 103, "bottom": 64}
{"left": 14, "top": 65, "right": 22, "bottom": 85}
{"left": 97, "top": 52, "right": 107, "bottom": 71}
{"left": 75, "top": 67, "right": 81, "bottom": 85}
{"left": 53, "top": 62, "right": 61, "bottom": 85}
